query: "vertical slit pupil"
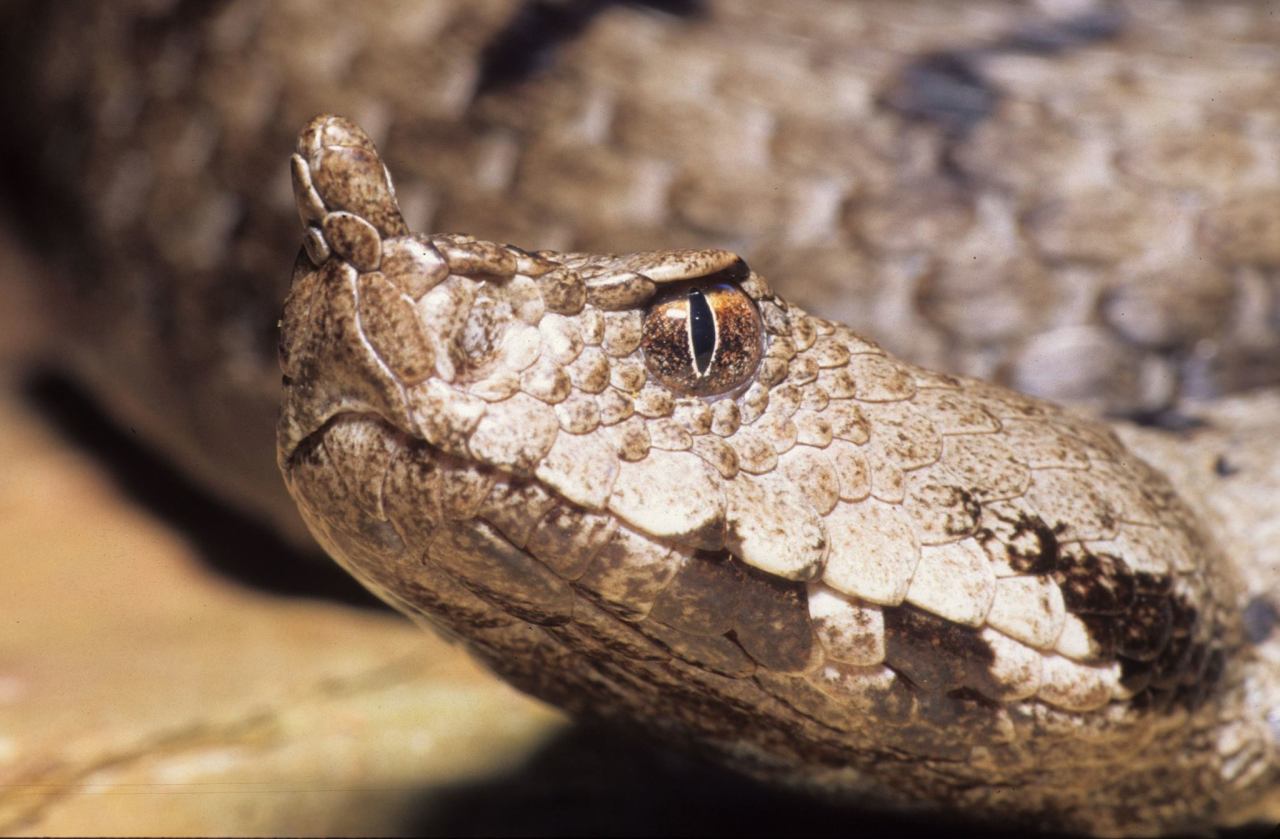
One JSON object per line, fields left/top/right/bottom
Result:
{"left": 687, "top": 289, "right": 716, "bottom": 376}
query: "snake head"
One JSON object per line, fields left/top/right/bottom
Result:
{"left": 276, "top": 116, "right": 1251, "bottom": 834}
{"left": 279, "top": 115, "right": 851, "bottom": 589}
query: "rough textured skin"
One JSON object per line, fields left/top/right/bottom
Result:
{"left": 278, "top": 116, "right": 1280, "bottom": 837}
{"left": 2, "top": 3, "right": 1278, "bottom": 834}
{"left": 3, "top": 0, "right": 1280, "bottom": 543}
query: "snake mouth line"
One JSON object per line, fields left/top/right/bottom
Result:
{"left": 284, "top": 406, "right": 697, "bottom": 559}
{"left": 284, "top": 410, "right": 406, "bottom": 470}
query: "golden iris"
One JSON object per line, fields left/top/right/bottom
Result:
{"left": 641, "top": 283, "right": 763, "bottom": 397}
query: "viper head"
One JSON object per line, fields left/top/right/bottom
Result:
{"left": 276, "top": 115, "right": 866, "bottom": 582}
{"left": 274, "top": 117, "right": 1242, "bottom": 833}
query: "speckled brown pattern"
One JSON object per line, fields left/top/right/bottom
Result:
{"left": 5, "top": 1, "right": 1280, "bottom": 546}
{"left": 277, "top": 115, "right": 1279, "bottom": 837}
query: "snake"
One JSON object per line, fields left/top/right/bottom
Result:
{"left": 277, "top": 115, "right": 1280, "bottom": 836}
{"left": 2, "top": 1, "right": 1279, "bottom": 835}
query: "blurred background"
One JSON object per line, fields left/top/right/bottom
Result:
{"left": 0, "top": 0, "right": 1277, "bottom": 834}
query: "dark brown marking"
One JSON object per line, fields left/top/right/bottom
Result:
{"left": 649, "top": 549, "right": 744, "bottom": 636}
{"left": 638, "top": 620, "right": 756, "bottom": 678}
{"left": 1149, "top": 630, "right": 1195, "bottom": 692}
{"left": 1001, "top": 9, "right": 1126, "bottom": 54}
{"left": 909, "top": 484, "right": 981, "bottom": 540}
{"left": 1116, "top": 593, "right": 1174, "bottom": 661}
{"left": 881, "top": 11, "right": 1123, "bottom": 137}
{"left": 881, "top": 51, "right": 996, "bottom": 137}
{"left": 1123, "top": 407, "right": 1209, "bottom": 433}
{"left": 1118, "top": 656, "right": 1153, "bottom": 695}
{"left": 1036, "top": 540, "right": 1226, "bottom": 712}
{"left": 882, "top": 604, "right": 994, "bottom": 695}
{"left": 1052, "top": 548, "right": 1135, "bottom": 615}
{"left": 1133, "top": 570, "right": 1174, "bottom": 595}
{"left": 731, "top": 564, "right": 815, "bottom": 673}
{"left": 1075, "top": 613, "right": 1119, "bottom": 660}
{"left": 976, "top": 510, "right": 1061, "bottom": 575}
{"left": 944, "top": 687, "right": 1000, "bottom": 711}
{"left": 474, "top": 0, "right": 705, "bottom": 97}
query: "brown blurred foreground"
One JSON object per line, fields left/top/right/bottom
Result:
{"left": 0, "top": 378, "right": 564, "bottom": 835}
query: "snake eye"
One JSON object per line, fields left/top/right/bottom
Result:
{"left": 641, "top": 283, "right": 763, "bottom": 397}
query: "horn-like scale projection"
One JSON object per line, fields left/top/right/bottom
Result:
{"left": 278, "top": 116, "right": 1280, "bottom": 837}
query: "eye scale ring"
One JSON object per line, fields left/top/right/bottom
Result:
{"left": 642, "top": 281, "right": 764, "bottom": 397}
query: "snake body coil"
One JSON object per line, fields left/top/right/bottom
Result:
{"left": 278, "top": 116, "right": 1280, "bottom": 836}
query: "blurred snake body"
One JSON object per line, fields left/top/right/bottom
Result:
{"left": 4, "top": 2, "right": 1280, "bottom": 835}
{"left": 278, "top": 116, "right": 1280, "bottom": 837}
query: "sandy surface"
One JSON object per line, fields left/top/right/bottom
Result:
{"left": 0, "top": 381, "right": 564, "bottom": 836}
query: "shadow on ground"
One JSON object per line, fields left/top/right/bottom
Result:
{"left": 21, "top": 370, "right": 387, "bottom": 612}
{"left": 412, "top": 723, "right": 1279, "bottom": 837}
{"left": 412, "top": 724, "right": 1039, "bottom": 838}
